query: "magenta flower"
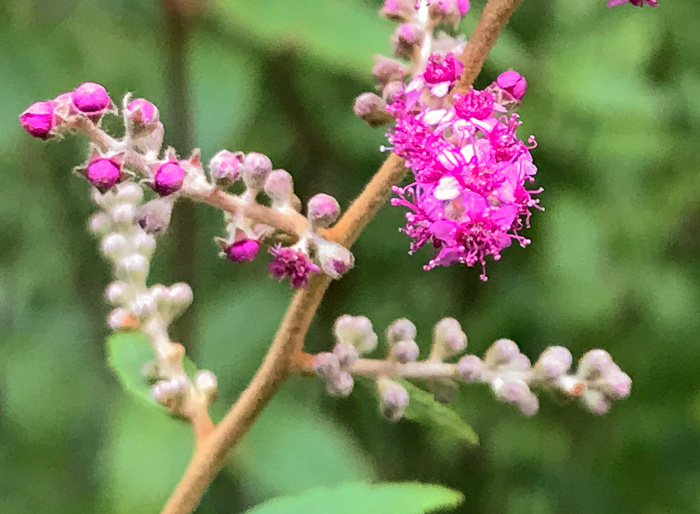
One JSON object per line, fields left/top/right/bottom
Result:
{"left": 224, "top": 238, "right": 261, "bottom": 263}
{"left": 423, "top": 52, "right": 464, "bottom": 97}
{"left": 386, "top": 57, "right": 541, "bottom": 280}
{"left": 71, "top": 82, "right": 112, "bottom": 118}
{"left": 125, "top": 98, "right": 159, "bottom": 126}
{"left": 151, "top": 160, "right": 185, "bottom": 197}
{"left": 607, "top": 0, "right": 658, "bottom": 6}
{"left": 86, "top": 157, "right": 124, "bottom": 193}
{"left": 19, "top": 101, "right": 56, "bottom": 139}
{"left": 268, "top": 245, "right": 320, "bottom": 289}
{"left": 495, "top": 71, "right": 528, "bottom": 101}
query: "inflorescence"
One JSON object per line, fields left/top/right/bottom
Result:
{"left": 355, "top": 0, "right": 541, "bottom": 280}
{"left": 312, "top": 315, "right": 632, "bottom": 420}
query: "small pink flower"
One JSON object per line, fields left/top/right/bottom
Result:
{"left": 495, "top": 71, "right": 528, "bottom": 101}
{"left": 223, "top": 238, "right": 260, "bottom": 263}
{"left": 86, "top": 156, "right": 124, "bottom": 193}
{"left": 454, "top": 89, "right": 495, "bottom": 120}
{"left": 19, "top": 101, "right": 56, "bottom": 139}
{"left": 71, "top": 82, "right": 112, "bottom": 118}
{"left": 151, "top": 160, "right": 185, "bottom": 196}
{"left": 607, "top": 0, "right": 657, "bottom": 6}
{"left": 126, "top": 98, "right": 159, "bottom": 126}
{"left": 268, "top": 245, "right": 320, "bottom": 289}
{"left": 209, "top": 150, "right": 243, "bottom": 186}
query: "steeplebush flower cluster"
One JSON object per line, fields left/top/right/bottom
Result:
{"left": 19, "top": 82, "right": 354, "bottom": 291}
{"left": 355, "top": 1, "right": 540, "bottom": 280}
{"left": 313, "top": 315, "right": 631, "bottom": 420}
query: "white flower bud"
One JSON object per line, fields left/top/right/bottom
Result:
{"left": 457, "top": 355, "right": 484, "bottom": 383}
{"left": 89, "top": 212, "right": 112, "bottom": 236}
{"left": 484, "top": 338, "right": 519, "bottom": 367}
{"left": 151, "top": 377, "right": 188, "bottom": 411}
{"left": 133, "top": 233, "right": 156, "bottom": 257}
{"left": 333, "top": 342, "right": 358, "bottom": 369}
{"left": 195, "top": 370, "right": 218, "bottom": 403}
{"left": 316, "top": 239, "right": 354, "bottom": 279}
{"left": 432, "top": 318, "right": 467, "bottom": 360}
{"left": 169, "top": 282, "right": 193, "bottom": 307}
{"left": 313, "top": 352, "right": 341, "bottom": 378}
{"left": 117, "top": 182, "right": 144, "bottom": 205}
{"left": 535, "top": 346, "right": 572, "bottom": 380}
{"left": 100, "top": 233, "right": 128, "bottom": 258}
{"left": 108, "top": 308, "right": 135, "bottom": 331}
{"left": 118, "top": 254, "right": 149, "bottom": 281}
{"left": 391, "top": 339, "right": 419, "bottom": 363}
{"left": 105, "top": 280, "right": 130, "bottom": 305}
{"left": 334, "top": 315, "right": 377, "bottom": 354}
{"left": 131, "top": 293, "right": 157, "bottom": 318}
{"left": 264, "top": 169, "right": 294, "bottom": 208}
{"left": 110, "top": 203, "right": 137, "bottom": 225}
{"left": 326, "top": 370, "right": 354, "bottom": 398}
{"left": 378, "top": 379, "right": 409, "bottom": 422}
{"left": 386, "top": 318, "right": 417, "bottom": 346}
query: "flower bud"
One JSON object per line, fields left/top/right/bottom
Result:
{"left": 313, "top": 352, "right": 341, "bottom": 379}
{"left": 432, "top": 318, "right": 467, "bottom": 359}
{"left": 223, "top": 238, "right": 261, "bottom": 263}
{"left": 392, "top": 23, "right": 425, "bottom": 60}
{"left": 169, "top": 282, "right": 193, "bottom": 307}
{"left": 493, "top": 379, "right": 538, "bottom": 415}
{"left": 535, "top": 346, "right": 573, "bottom": 380}
{"left": 89, "top": 212, "right": 112, "bottom": 236}
{"left": 110, "top": 203, "right": 137, "bottom": 225}
{"left": 119, "top": 254, "right": 149, "bottom": 281}
{"left": 326, "top": 370, "right": 354, "bottom": 398}
{"left": 378, "top": 379, "right": 409, "bottom": 422}
{"left": 392, "top": 339, "right": 420, "bottom": 363}
{"left": 382, "top": 81, "right": 405, "bottom": 103}
{"left": 195, "top": 370, "right": 218, "bottom": 403}
{"left": 138, "top": 197, "right": 174, "bottom": 235}
{"left": 264, "top": 169, "right": 294, "bottom": 208}
{"left": 105, "top": 280, "right": 130, "bottom": 305}
{"left": 209, "top": 150, "right": 243, "bottom": 186}
{"left": 373, "top": 57, "right": 404, "bottom": 85}
{"left": 149, "top": 284, "right": 171, "bottom": 306}
{"left": 386, "top": 318, "right": 417, "bottom": 346}
{"left": 131, "top": 293, "right": 157, "bottom": 318}
{"left": 100, "top": 233, "right": 128, "bottom": 258}
{"left": 242, "top": 152, "right": 273, "bottom": 191}
{"left": 71, "top": 82, "right": 112, "bottom": 118}
{"left": 600, "top": 366, "right": 632, "bottom": 400}
{"left": 151, "top": 377, "right": 188, "bottom": 411}
{"left": 334, "top": 315, "right": 378, "bottom": 354}
{"left": 151, "top": 161, "right": 185, "bottom": 197}
{"left": 582, "top": 389, "right": 611, "bottom": 415}
{"left": 495, "top": 71, "right": 527, "bottom": 101}
{"left": 353, "top": 93, "right": 393, "bottom": 128}
{"left": 133, "top": 233, "right": 156, "bottom": 258}
{"left": 577, "top": 349, "right": 613, "bottom": 381}
{"left": 19, "top": 101, "right": 56, "bottom": 139}
{"left": 307, "top": 193, "right": 340, "bottom": 228}
{"left": 484, "top": 338, "right": 519, "bottom": 367}
{"left": 316, "top": 239, "right": 355, "bottom": 279}
{"left": 108, "top": 308, "right": 140, "bottom": 331}
{"left": 333, "top": 342, "right": 358, "bottom": 369}
{"left": 125, "top": 98, "right": 159, "bottom": 127}
{"left": 380, "top": 0, "right": 414, "bottom": 20}
{"left": 457, "top": 355, "right": 484, "bottom": 382}
{"left": 117, "top": 182, "right": 144, "bottom": 205}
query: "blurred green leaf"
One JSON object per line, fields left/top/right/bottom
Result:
{"left": 400, "top": 380, "right": 479, "bottom": 446}
{"left": 215, "top": 0, "right": 391, "bottom": 77}
{"left": 245, "top": 482, "right": 464, "bottom": 514}
{"left": 107, "top": 331, "right": 197, "bottom": 415}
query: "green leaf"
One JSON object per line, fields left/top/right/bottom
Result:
{"left": 215, "top": 0, "right": 391, "bottom": 77}
{"left": 400, "top": 380, "right": 479, "bottom": 446}
{"left": 245, "top": 482, "right": 464, "bottom": 514}
{"left": 106, "top": 331, "right": 198, "bottom": 415}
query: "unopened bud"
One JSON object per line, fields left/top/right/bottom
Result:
{"left": 484, "top": 338, "right": 519, "bottom": 367}
{"left": 209, "top": 150, "right": 243, "bottom": 186}
{"left": 495, "top": 70, "right": 527, "bottom": 101}
{"left": 195, "top": 370, "right": 218, "bottom": 403}
{"left": 242, "top": 152, "right": 273, "bottom": 191}
{"left": 131, "top": 293, "right": 157, "bottom": 318}
{"left": 380, "top": 0, "right": 414, "bottom": 20}
{"left": 133, "top": 233, "right": 156, "bottom": 258}
{"left": 391, "top": 23, "right": 424, "bottom": 60}
{"left": 307, "top": 193, "right": 340, "bottom": 228}
{"left": 378, "top": 379, "right": 409, "bottom": 421}
{"left": 264, "top": 169, "right": 294, "bottom": 208}
{"left": 582, "top": 389, "right": 611, "bottom": 415}
{"left": 353, "top": 93, "right": 393, "bottom": 128}
{"left": 386, "top": 318, "right": 417, "bottom": 346}
{"left": 316, "top": 239, "right": 354, "bottom": 279}
{"left": 71, "top": 82, "right": 112, "bottom": 119}
{"left": 108, "top": 308, "right": 140, "bottom": 331}
{"left": 85, "top": 157, "right": 124, "bottom": 193}
{"left": 326, "top": 370, "right": 354, "bottom": 397}
{"left": 151, "top": 377, "right": 188, "bottom": 411}
{"left": 100, "top": 233, "right": 128, "bottom": 258}
{"left": 535, "top": 346, "right": 573, "bottom": 380}
{"left": 334, "top": 315, "right": 378, "bottom": 354}
{"left": 110, "top": 203, "right": 137, "bottom": 225}
{"left": 600, "top": 366, "right": 632, "bottom": 400}
{"left": 457, "top": 355, "right": 484, "bottom": 383}
{"left": 19, "top": 101, "right": 57, "bottom": 139}
{"left": 105, "top": 281, "right": 130, "bottom": 305}
{"left": 221, "top": 238, "right": 261, "bottom": 263}
{"left": 432, "top": 318, "right": 467, "bottom": 359}
{"left": 333, "top": 342, "right": 358, "bottom": 369}
{"left": 138, "top": 197, "right": 174, "bottom": 235}
{"left": 313, "top": 352, "right": 341, "bottom": 378}
{"left": 169, "top": 282, "right": 193, "bottom": 307}
{"left": 89, "top": 212, "right": 113, "bottom": 236}
{"left": 119, "top": 254, "right": 149, "bottom": 281}
{"left": 151, "top": 161, "right": 185, "bottom": 197}
{"left": 382, "top": 81, "right": 405, "bottom": 103}
{"left": 117, "top": 182, "right": 144, "bottom": 205}
{"left": 125, "top": 98, "right": 159, "bottom": 127}
{"left": 392, "top": 339, "right": 419, "bottom": 363}
{"left": 577, "top": 349, "right": 613, "bottom": 381}
{"left": 372, "top": 57, "right": 404, "bottom": 85}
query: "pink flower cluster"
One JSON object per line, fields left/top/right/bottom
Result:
{"left": 387, "top": 56, "right": 541, "bottom": 280}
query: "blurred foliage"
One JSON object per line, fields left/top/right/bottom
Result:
{"left": 1, "top": 0, "right": 699, "bottom": 513}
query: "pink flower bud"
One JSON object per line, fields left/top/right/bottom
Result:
{"left": 223, "top": 238, "right": 260, "bottom": 263}
{"left": 380, "top": 0, "right": 414, "bottom": 20}
{"left": 577, "top": 349, "right": 613, "bottom": 380}
{"left": 392, "top": 339, "right": 420, "bottom": 363}
{"left": 268, "top": 244, "right": 320, "bottom": 289}
{"left": 334, "top": 315, "right": 378, "bottom": 354}
{"left": 242, "top": 152, "right": 273, "bottom": 190}
{"left": 313, "top": 352, "right": 341, "bottom": 378}
{"left": 433, "top": 318, "right": 467, "bottom": 357}
{"left": 372, "top": 57, "right": 404, "bottom": 85}
{"left": 86, "top": 157, "right": 124, "bottom": 193}
{"left": 126, "top": 98, "right": 159, "bottom": 126}
{"left": 386, "top": 318, "right": 417, "bottom": 345}
{"left": 378, "top": 379, "right": 409, "bottom": 421}
{"left": 152, "top": 161, "right": 185, "bottom": 196}
{"left": 209, "top": 150, "right": 243, "bottom": 186}
{"left": 423, "top": 52, "right": 464, "bottom": 87}
{"left": 138, "top": 197, "right": 174, "bottom": 235}
{"left": 495, "top": 71, "right": 527, "bottom": 101}
{"left": 333, "top": 342, "right": 358, "bottom": 369}
{"left": 19, "top": 101, "right": 56, "bottom": 139}
{"left": 71, "top": 82, "right": 112, "bottom": 118}
{"left": 307, "top": 193, "right": 340, "bottom": 228}
{"left": 316, "top": 240, "right": 355, "bottom": 279}
{"left": 326, "top": 370, "right": 354, "bottom": 397}
{"left": 457, "top": 355, "right": 484, "bottom": 382}
{"left": 392, "top": 23, "right": 425, "bottom": 59}
{"left": 535, "top": 346, "right": 573, "bottom": 379}
{"left": 485, "top": 338, "right": 519, "bottom": 366}
{"left": 354, "top": 93, "right": 393, "bottom": 127}
{"left": 264, "top": 169, "right": 294, "bottom": 207}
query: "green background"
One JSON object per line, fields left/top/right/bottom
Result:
{"left": 1, "top": 0, "right": 698, "bottom": 512}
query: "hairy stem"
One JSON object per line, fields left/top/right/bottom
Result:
{"left": 163, "top": 0, "right": 524, "bottom": 511}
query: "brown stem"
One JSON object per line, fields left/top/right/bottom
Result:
{"left": 162, "top": 0, "right": 523, "bottom": 511}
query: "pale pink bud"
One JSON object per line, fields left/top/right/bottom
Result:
{"left": 242, "top": 152, "right": 273, "bottom": 190}
{"left": 105, "top": 281, "right": 130, "bottom": 305}
{"left": 577, "top": 349, "right": 613, "bottom": 380}
{"left": 19, "top": 101, "right": 56, "bottom": 139}
{"left": 392, "top": 23, "right": 425, "bottom": 59}
{"left": 485, "top": 338, "right": 519, "bottom": 366}
{"left": 86, "top": 157, "right": 124, "bottom": 193}
{"left": 495, "top": 71, "right": 527, "bottom": 101}
{"left": 313, "top": 352, "right": 341, "bottom": 378}
{"left": 169, "top": 282, "right": 193, "bottom": 307}
{"left": 89, "top": 212, "right": 112, "bottom": 236}
{"left": 152, "top": 161, "right": 185, "bottom": 196}
{"left": 307, "top": 193, "right": 340, "bottom": 228}
{"left": 354, "top": 93, "right": 392, "bottom": 127}
{"left": 209, "top": 150, "right": 243, "bottom": 186}
{"left": 138, "top": 197, "right": 174, "bottom": 235}
{"left": 264, "top": 169, "right": 294, "bottom": 207}
{"left": 100, "top": 233, "right": 128, "bottom": 258}
{"left": 535, "top": 346, "right": 573, "bottom": 380}
{"left": 379, "top": 380, "right": 409, "bottom": 421}
{"left": 386, "top": 318, "right": 417, "bottom": 345}
{"left": 372, "top": 57, "right": 404, "bottom": 84}
{"left": 392, "top": 339, "right": 419, "bottom": 363}
{"left": 316, "top": 240, "right": 355, "bottom": 279}
{"left": 327, "top": 370, "right": 354, "bottom": 397}
{"left": 334, "top": 315, "right": 377, "bottom": 354}
{"left": 457, "top": 356, "right": 484, "bottom": 383}
{"left": 125, "top": 98, "right": 159, "bottom": 126}
{"left": 333, "top": 342, "right": 358, "bottom": 369}
{"left": 433, "top": 318, "right": 467, "bottom": 357}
